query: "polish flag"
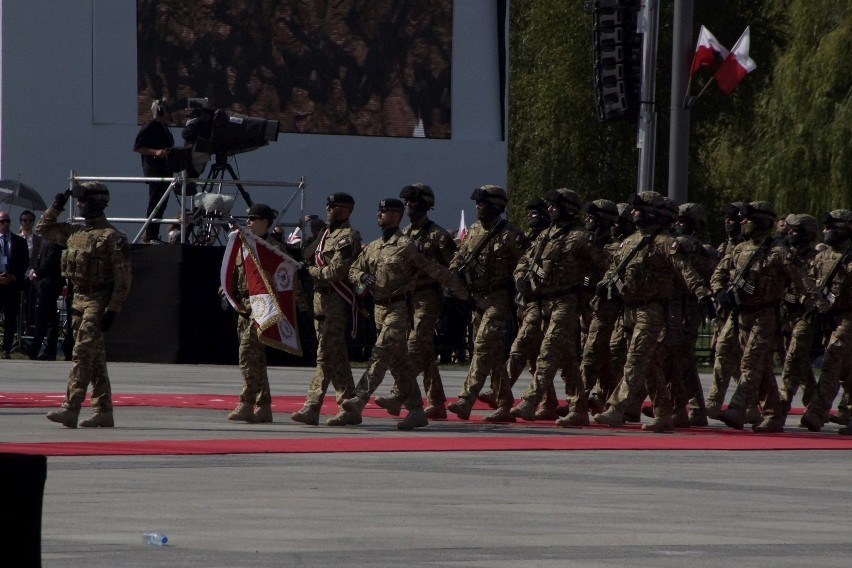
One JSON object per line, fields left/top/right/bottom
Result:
{"left": 714, "top": 27, "right": 757, "bottom": 95}
{"left": 457, "top": 210, "right": 467, "bottom": 240}
{"left": 690, "top": 25, "right": 728, "bottom": 76}
{"left": 286, "top": 226, "right": 302, "bottom": 246}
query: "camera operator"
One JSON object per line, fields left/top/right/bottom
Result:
{"left": 133, "top": 98, "right": 174, "bottom": 244}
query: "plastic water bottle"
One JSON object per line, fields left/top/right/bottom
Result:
{"left": 142, "top": 532, "right": 168, "bottom": 546}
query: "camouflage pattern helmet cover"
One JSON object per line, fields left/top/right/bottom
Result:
{"left": 585, "top": 199, "right": 619, "bottom": 222}
{"left": 72, "top": 181, "right": 110, "bottom": 203}
{"left": 678, "top": 202, "right": 708, "bottom": 227}
{"left": 399, "top": 183, "right": 435, "bottom": 206}
{"left": 543, "top": 187, "right": 582, "bottom": 213}
{"left": 785, "top": 213, "right": 819, "bottom": 237}
{"left": 470, "top": 184, "right": 507, "bottom": 208}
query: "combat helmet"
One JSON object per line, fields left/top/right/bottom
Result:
{"left": 678, "top": 202, "right": 708, "bottom": 229}
{"left": 741, "top": 201, "right": 777, "bottom": 220}
{"left": 470, "top": 185, "right": 507, "bottom": 209}
{"left": 822, "top": 209, "right": 852, "bottom": 226}
{"left": 399, "top": 183, "right": 435, "bottom": 206}
{"left": 784, "top": 213, "right": 819, "bottom": 240}
{"left": 585, "top": 199, "right": 619, "bottom": 223}
{"left": 543, "top": 188, "right": 582, "bottom": 213}
{"left": 72, "top": 181, "right": 110, "bottom": 203}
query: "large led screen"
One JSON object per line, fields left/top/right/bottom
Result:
{"left": 137, "top": 0, "right": 453, "bottom": 138}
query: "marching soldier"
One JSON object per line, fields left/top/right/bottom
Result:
{"left": 372, "top": 183, "right": 457, "bottom": 419}
{"left": 447, "top": 185, "right": 524, "bottom": 422}
{"left": 292, "top": 193, "right": 362, "bottom": 426}
{"left": 39, "top": 182, "right": 131, "bottom": 428}
{"left": 341, "top": 199, "right": 468, "bottom": 429}
{"left": 593, "top": 191, "right": 715, "bottom": 432}
{"left": 799, "top": 210, "right": 852, "bottom": 434}
{"left": 711, "top": 202, "right": 819, "bottom": 433}
{"left": 510, "top": 189, "right": 609, "bottom": 427}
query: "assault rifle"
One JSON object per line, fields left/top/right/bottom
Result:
{"left": 595, "top": 230, "right": 657, "bottom": 302}
{"left": 818, "top": 244, "right": 852, "bottom": 306}
{"left": 518, "top": 223, "right": 574, "bottom": 295}
{"left": 455, "top": 219, "right": 506, "bottom": 285}
{"left": 717, "top": 236, "right": 772, "bottom": 310}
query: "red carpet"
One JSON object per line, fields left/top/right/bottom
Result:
{"left": 4, "top": 391, "right": 850, "bottom": 457}
{"left": 2, "top": 431, "right": 852, "bottom": 457}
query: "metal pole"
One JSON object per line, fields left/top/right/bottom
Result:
{"left": 667, "top": 0, "right": 694, "bottom": 204}
{"left": 636, "top": 0, "right": 660, "bottom": 193}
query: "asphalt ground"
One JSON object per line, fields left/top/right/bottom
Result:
{"left": 1, "top": 360, "right": 851, "bottom": 567}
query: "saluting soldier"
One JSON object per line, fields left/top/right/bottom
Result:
{"left": 291, "top": 193, "right": 362, "bottom": 427}
{"left": 341, "top": 198, "right": 468, "bottom": 430}
{"left": 39, "top": 182, "right": 131, "bottom": 428}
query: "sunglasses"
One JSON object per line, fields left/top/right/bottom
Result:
{"left": 0, "top": 219, "right": 10, "bottom": 224}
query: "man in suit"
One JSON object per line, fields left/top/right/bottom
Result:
{"left": 0, "top": 210, "right": 30, "bottom": 358}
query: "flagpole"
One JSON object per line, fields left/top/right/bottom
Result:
{"left": 687, "top": 77, "right": 715, "bottom": 108}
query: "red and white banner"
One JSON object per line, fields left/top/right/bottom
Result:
{"left": 714, "top": 26, "right": 757, "bottom": 95}
{"left": 457, "top": 210, "right": 467, "bottom": 241}
{"left": 690, "top": 25, "right": 728, "bottom": 76}
{"left": 221, "top": 226, "right": 303, "bottom": 355}
{"left": 286, "top": 226, "right": 302, "bottom": 246}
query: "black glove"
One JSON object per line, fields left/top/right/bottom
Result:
{"left": 52, "top": 190, "right": 71, "bottom": 211}
{"left": 100, "top": 310, "right": 116, "bottom": 332}
{"left": 699, "top": 295, "right": 717, "bottom": 321}
{"left": 361, "top": 273, "right": 377, "bottom": 286}
{"left": 595, "top": 281, "right": 609, "bottom": 299}
{"left": 516, "top": 277, "right": 532, "bottom": 295}
{"left": 715, "top": 289, "right": 734, "bottom": 312}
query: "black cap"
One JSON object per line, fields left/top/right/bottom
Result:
{"left": 378, "top": 198, "right": 405, "bottom": 213}
{"left": 247, "top": 203, "right": 276, "bottom": 221}
{"left": 326, "top": 192, "right": 355, "bottom": 207}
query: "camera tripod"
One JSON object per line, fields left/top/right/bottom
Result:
{"left": 184, "top": 154, "right": 255, "bottom": 246}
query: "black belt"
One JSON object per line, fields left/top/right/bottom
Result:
{"left": 535, "top": 285, "right": 580, "bottom": 300}
{"left": 374, "top": 293, "right": 408, "bottom": 306}
{"left": 314, "top": 287, "right": 332, "bottom": 295}
{"left": 469, "top": 283, "right": 507, "bottom": 295}
{"left": 738, "top": 302, "right": 775, "bottom": 314}
{"left": 74, "top": 283, "right": 110, "bottom": 294}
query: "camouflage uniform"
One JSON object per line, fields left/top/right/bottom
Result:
{"left": 346, "top": 220, "right": 468, "bottom": 429}
{"left": 799, "top": 210, "right": 852, "bottom": 432}
{"left": 593, "top": 192, "right": 711, "bottom": 432}
{"left": 778, "top": 215, "right": 820, "bottom": 411}
{"left": 380, "top": 217, "right": 456, "bottom": 409}
{"left": 711, "top": 202, "right": 818, "bottom": 432}
{"left": 449, "top": 214, "right": 524, "bottom": 418}
{"left": 302, "top": 219, "right": 361, "bottom": 415}
{"left": 37, "top": 189, "right": 131, "bottom": 425}
{"left": 512, "top": 192, "right": 609, "bottom": 426}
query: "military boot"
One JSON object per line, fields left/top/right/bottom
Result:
{"left": 424, "top": 404, "right": 447, "bottom": 420}
{"left": 593, "top": 405, "right": 625, "bottom": 428}
{"left": 672, "top": 407, "right": 691, "bottom": 429}
{"left": 688, "top": 408, "right": 709, "bottom": 427}
{"left": 555, "top": 411, "right": 590, "bottom": 428}
{"left": 705, "top": 399, "right": 723, "bottom": 419}
{"left": 752, "top": 414, "right": 785, "bottom": 433}
{"left": 326, "top": 409, "right": 362, "bottom": 426}
{"left": 447, "top": 398, "right": 473, "bottom": 420}
{"left": 46, "top": 407, "right": 79, "bottom": 428}
{"left": 375, "top": 395, "right": 402, "bottom": 417}
{"left": 717, "top": 405, "right": 746, "bottom": 430}
{"left": 510, "top": 399, "right": 537, "bottom": 421}
{"left": 828, "top": 407, "right": 851, "bottom": 425}
{"left": 341, "top": 396, "right": 366, "bottom": 415}
{"left": 745, "top": 405, "right": 762, "bottom": 425}
{"left": 253, "top": 404, "right": 273, "bottom": 424}
{"left": 838, "top": 421, "right": 852, "bottom": 435}
{"left": 228, "top": 402, "right": 255, "bottom": 423}
{"left": 483, "top": 407, "right": 516, "bottom": 423}
{"left": 290, "top": 405, "right": 320, "bottom": 426}
{"left": 534, "top": 406, "right": 559, "bottom": 421}
{"left": 79, "top": 411, "right": 114, "bottom": 428}
{"left": 799, "top": 409, "right": 825, "bottom": 432}
{"left": 640, "top": 405, "right": 654, "bottom": 419}
{"left": 587, "top": 393, "right": 605, "bottom": 415}
{"left": 397, "top": 407, "right": 428, "bottom": 430}
{"left": 477, "top": 390, "right": 499, "bottom": 409}
{"left": 642, "top": 416, "right": 675, "bottom": 433}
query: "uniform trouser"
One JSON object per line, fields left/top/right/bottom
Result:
{"left": 61, "top": 289, "right": 112, "bottom": 412}
{"left": 494, "top": 300, "right": 557, "bottom": 407}
{"left": 29, "top": 277, "right": 63, "bottom": 358}
{"left": 522, "top": 294, "right": 586, "bottom": 411}
{"left": 460, "top": 290, "right": 513, "bottom": 408}
{"left": 727, "top": 306, "right": 783, "bottom": 416}
{"left": 0, "top": 284, "right": 21, "bottom": 353}
{"left": 709, "top": 313, "right": 743, "bottom": 406}
{"left": 806, "top": 312, "right": 852, "bottom": 420}
{"left": 582, "top": 301, "right": 620, "bottom": 401}
{"left": 236, "top": 312, "right": 271, "bottom": 406}
{"left": 353, "top": 300, "right": 423, "bottom": 409}
{"left": 387, "top": 288, "right": 446, "bottom": 406}
{"left": 145, "top": 181, "right": 171, "bottom": 240}
{"left": 665, "top": 301, "right": 705, "bottom": 412}
{"left": 779, "top": 315, "right": 817, "bottom": 406}
{"left": 304, "top": 291, "right": 355, "bottom": 410}
{"left": 607, "top": 302, "right": 672, "bottom": 418}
